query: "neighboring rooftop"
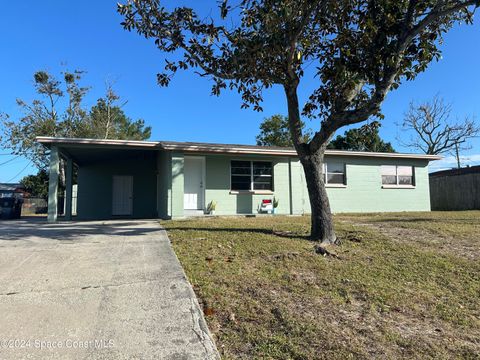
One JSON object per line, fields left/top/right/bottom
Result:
{"left": 0, "top": 183, "right": 23, "bottom": 191}
{"left": 430, "top": 165, "right": 480, "bottom": 177}
{"left": 36, "top": 136, "right": 442, "bottom": 161}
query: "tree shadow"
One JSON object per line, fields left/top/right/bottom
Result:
{"left": 0, "top": 218, "right": 163, "bottom": 241}
{"left": 167, "top": 226, "right": 312, "bottom": 241}
{"left": 359, "top": 217, "right": 477, "bottom": 224}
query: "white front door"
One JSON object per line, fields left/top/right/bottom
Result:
{"left": 112, "top": 175, "right": 133, "bottom": 215}
{"left": 184, "top": 157, "right": 205, "bottom": 210}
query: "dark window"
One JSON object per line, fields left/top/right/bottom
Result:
{"left": 231, "top": 161, "right": 273, "bottom": 191}
{"left": 231, "top": 161, "right": 251, "bottom": 190}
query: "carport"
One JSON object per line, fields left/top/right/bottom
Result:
{"left": 37, "top": 137, "right": 162, "bottom": 222}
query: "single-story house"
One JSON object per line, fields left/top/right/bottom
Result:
{"left": 0, "top": 183, "right": 26, "bottom": 196}
{"left": 36, "top": 137, "right": 441, "bottom": 222}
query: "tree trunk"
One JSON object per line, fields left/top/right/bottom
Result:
{"left": 300, "top": 152, "right": 337, "bottom": 244}
{"left": 284, "top": 83, "right": 336, "bottom": 244}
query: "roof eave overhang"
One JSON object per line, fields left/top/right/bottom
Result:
{"left": 163, "top": 144, "right": 442, "bottom": 160}
{"left": 36, "top": 136, "right": 160, "bottom": 149}
{"left": 160, "top": 143, "right": 296, "bottom": 156}
{"left": 35, "top": 137, "right": 442, "bottom": 161}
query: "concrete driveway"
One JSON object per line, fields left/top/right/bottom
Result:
{"left": 0, "top": 219, "right": 218, "bottom": 360}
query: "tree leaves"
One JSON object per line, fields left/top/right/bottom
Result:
{"left": 256, "top": 114, "right": 311, "bottom": 147}
{"left": 0, "top": 70, "right": 151, "bottom": 169}
{"left": 328, "top": 121, "right": 396, "bottom": 153}
{"left": 118, "top": 0, "right": 478, "bottom": 153}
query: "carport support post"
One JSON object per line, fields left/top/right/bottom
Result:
{"left": 47, "top": 146, "right": 59, "bottom": 222}
{"left": 64, "top": 157, "right": 73, "bottom": 221}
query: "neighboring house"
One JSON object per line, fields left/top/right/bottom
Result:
{"left": 37, "top": 137, "right": 440, "bottom": 222}
{"left": 430, "top": 166, "right": 480, "bottom": 210}
{"left": 0, "top": 183, "right": 26, "bottom": 197}
{"left": 0, "top": 183, "right": 25, "bottom": 220}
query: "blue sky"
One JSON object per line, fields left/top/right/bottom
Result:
{"left": 1, "top": 1, "right": 479, "bottom": 182}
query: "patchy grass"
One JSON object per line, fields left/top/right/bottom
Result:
{"left": 339, "top": 211, "right": 480, "bottom": 261}
{"left": 163, "top": 212, "right": 480, "bottom": 359}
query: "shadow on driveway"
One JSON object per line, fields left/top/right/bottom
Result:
{"left": 0, "top": 219, "right": 219, "bottom": 359}
{"left": 0, "top": 218, "right": 161, "bottom": 241}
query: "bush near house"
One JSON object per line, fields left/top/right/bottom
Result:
{"left": 164, "top": 212, "right": 480, "bottom": 359}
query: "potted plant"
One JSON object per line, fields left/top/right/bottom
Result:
{"left": 272, "top": 197, "right": 279, "bottom": 214}
{"left": 206, "top": 200, "right": 217, "bottom": 215}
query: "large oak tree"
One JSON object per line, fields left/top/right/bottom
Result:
{"left": 119, "top": 0, "right": 479, "bottom": 243}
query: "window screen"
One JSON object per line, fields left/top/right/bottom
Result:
{"left": 253, "top": 162, "right": 273, "bottom": 190}
{"left": 381, "top": 165, "right": 414, "bottom": 185}
{"left": 381, "top": 165, "right": 397, "bottom": 185}
{"left": 325, "top": 162, "right": 346, "bottom": 185}
{"left": 397, "top": 166, "right": 413, "bottom": 185}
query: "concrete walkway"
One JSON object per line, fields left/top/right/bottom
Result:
{"left": 0, "top": 219, "right": 219, "bottom": 359}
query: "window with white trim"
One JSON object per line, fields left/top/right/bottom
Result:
{"left": 324, "top": 162, "right": 346, "bottom": 185}
{"left": 231, "top": 161, "right": 273, "bottom": 191}
{"left": 381, "top": 165, "right": 414, "bottom": 186}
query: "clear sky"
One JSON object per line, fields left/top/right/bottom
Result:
{"left": 1, "top": 1, "right": 479, "bottom": 182}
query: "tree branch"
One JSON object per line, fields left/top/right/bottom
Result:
{"left": 401, "top": 0, "right": 479, "bottom": 50}
{"left": 309, "top": 0, "right": 479, "bottom": 154}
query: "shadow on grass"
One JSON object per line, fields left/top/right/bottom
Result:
{"left": 167, "top": 227, "right": 312, "bottom": 241}
{"left": 355, "top": 217, "right": 478, "bottom": 224}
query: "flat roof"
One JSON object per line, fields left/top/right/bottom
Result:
{"left": 36, "top": 136, "right": 442, "bottom": 161}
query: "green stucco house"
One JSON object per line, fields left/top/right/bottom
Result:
{"left": 37, "top": 137, "right": 441, "bottom": 222}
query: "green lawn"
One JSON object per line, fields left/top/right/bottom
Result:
{"left": 163, "top": 212, "right": 480, "bottom": 359}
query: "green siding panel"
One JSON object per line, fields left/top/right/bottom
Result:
{"left": 199, "top": 153, "right": 432, "bottom": 215}
{"left": 290, "top": 159, "right": 309, "bottom": 214}
{"left": 203, "top": 155, "right": 291, "bottom": 215}
{"left": 171, "top": 153, "right": 184, "bottom": 218}
{"left": 73, "top": 149, "right": 432, "bottom": 221}
{"left": 327, "top": 156, "right": 431, "bottom": 212}
{"left": 289, "top": 156, "right": 431, "bottom": 213}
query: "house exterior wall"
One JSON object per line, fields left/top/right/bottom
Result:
{"left": 168, "top": 153, "right": 431, "bottom": 217}
{"left": 170, "top": 153, "right": 185, "bottom": 218}
{"left": 202, "top": 154, "right": 291, "bottom": 215}
{"left": 322, "top": 156, "right": 430, "bottom": 213}
{"left": 70, "top": 149, "right": 432, "bottom": 221}
{"left": 76, "top": 154, "right": 157, "bottom": 220}
{"left": 156, "top": 151, "right": 171, "bottom": 219}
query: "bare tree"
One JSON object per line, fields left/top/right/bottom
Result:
{"left": 400, "top": 96, "right": 479, "bottom": 167}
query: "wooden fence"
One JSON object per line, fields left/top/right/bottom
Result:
{"left": 429, "top": 167, "right": 480, "bottom": 210}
